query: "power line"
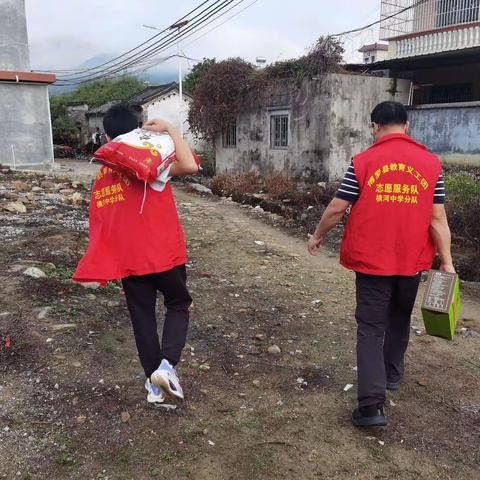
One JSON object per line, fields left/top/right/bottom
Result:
{"left": 56, "top": 0, "right": 237, "bottom": 84}
{"left": 56, "top": 0, "right": 214, "bottom": 78}
{"left": 56, "top": 0, "right": 250, "bottom": 86}
{"left": 333, "top": 0, "right": 428, "bottom": 37}
{"left": 183, "top": 0, "right": 260, "bottom": 49}
{"left": 56, "top": 0, "right": 228, "bottom": 81}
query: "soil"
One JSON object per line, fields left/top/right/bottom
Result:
{"left": 1, "top": 169, "right": 480, "bottom": 480}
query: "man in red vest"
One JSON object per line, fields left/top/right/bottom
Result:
{"left": 307, "top": 101, "right": 454, "bottom": 427}
{"left": 74, "top": 104, "right": 199, "bottom": 404}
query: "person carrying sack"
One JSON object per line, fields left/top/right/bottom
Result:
{"left": 307, "top": 101, "right": 454, "bottom": 427}
{"left": 74, "top": 103, "right": 199, "bottom": 405}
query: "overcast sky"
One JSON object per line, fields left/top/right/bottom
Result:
{"left": 25, "top": 0, "right": 382, "bottom": 77}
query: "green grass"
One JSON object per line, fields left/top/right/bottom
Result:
{"left": 55, "top": 452, "right": 77, "bottom": 468}
{"left": 445, "top": 173, "right": 480, "bottom": 202}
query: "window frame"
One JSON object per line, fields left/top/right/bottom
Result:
{"left": 269, "top": 111, "right": 290, "bottom": 150}
{"left": 222, "top": 122, "right": 237, "bottom": 148}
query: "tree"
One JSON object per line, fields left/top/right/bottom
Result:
{"left": 188, "top": 58, "right": 255, "bottom": 142}
{"left": 183, "top": 58, "right": 216, "bottom": 95}
{"left": 52, "top": 113, "right": 79, "bottom": 146}
{"left": 49, "top": 76, "right": 148, "bottom": 146}
{"left": 51, "top": 76, "right": 147, "bottom": 109}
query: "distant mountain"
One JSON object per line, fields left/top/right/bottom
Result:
{"left": 50, "top": 52, "right": 179, "bottom": 96}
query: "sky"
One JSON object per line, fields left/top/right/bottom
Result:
{"left": 25, "top": 0, "right": 382, "bottom": 82}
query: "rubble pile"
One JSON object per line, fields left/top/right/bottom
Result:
{"left": 0, "top": 169, "right": 90, "bottom": 241}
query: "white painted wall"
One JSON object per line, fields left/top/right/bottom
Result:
{"left": 145, "top": 92, "right": 201, "bottom": 148}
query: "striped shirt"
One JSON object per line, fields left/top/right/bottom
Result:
{"left": 336, "top": 161, "right": 446, "bottom": 204}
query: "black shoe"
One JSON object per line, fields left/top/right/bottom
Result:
{"left": 386, "top": 379, "right": 402, "bottom": 391}
{"left": 352, "top": 404, "right": 386, "bottom": 427}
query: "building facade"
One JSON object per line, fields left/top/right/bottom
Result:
{"left": 358, "top": 43, "right": 389, "bottom": 63}
{"left": 215, "top": 74, "right": 411, "bottom": 181}
{"left": 381, "top": 0, "right": 480, "bottom": 60}
{"left": 85, "top": 83, "right": 200, "bottom": 146}
{"left": 372, "top": 0, "right": 480, "bottom": 164}
{"left": 0, "top": 0, "right": 55, "bottom": 169}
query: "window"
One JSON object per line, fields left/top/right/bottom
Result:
{"left": 270, "top": 114, "right": 289, "bottom": 149}
{"left": 436, "top": 0, "right": 480, "bottom": 27}
{"left": 222, "top": 122, "right": 237, "bottom": 148}
{"left": 371, "top": 55, "right": 376, "bottom": 62}
{"left": 429, "top": 83, "right": 473, "bottom": 103}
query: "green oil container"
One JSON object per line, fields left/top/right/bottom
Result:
{"left": 421, "top": 270, "right": 461, "bottom": 341}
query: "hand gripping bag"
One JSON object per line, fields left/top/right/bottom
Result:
{"left": 93, "top": 128, "right": 176, "bottom": 184}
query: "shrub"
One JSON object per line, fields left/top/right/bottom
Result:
{"left": 264, "top": 172, "right": 295, "bottom": 200}
{"left": 195, "top": 146, "right": 216, "bottom": 177}
{"left": 445, "top": 174, "right": 480, "bottom": 247}
{"left": 209, "top": 171, "right": 262, "bottom": 197}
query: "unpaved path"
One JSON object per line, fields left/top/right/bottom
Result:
{"left": 1, "top": 175, "right": 480, "bottom": 480}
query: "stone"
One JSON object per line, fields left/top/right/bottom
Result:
{"left": 40, "top": 181, "right": 56, "bottom": 189}
{"left": 75, "top": 415, "right": 87, "bottom": 425}
{"left": 120, "top": 411, "right": 131, "bottom": 423}
{"left": 189, "top": 183, "right": 213, "bottom": 195}
{"left": 199, "top": 364, "right": 211, "bottom": 371}
{"left": 254, "top": 333, "right": 267, "bottom": 341}
{"left": 50, "top": 323, "right": 77, "bottom": 332}
{"left": 267, "top": 345, "right": 281, "bottom": 355}
{"left": 252, "top": 380, "right": 261, "bottom": 387}
{"left": 37, "top": 306, "right": 51, "bottom": 320}
{"left": 23, "top": 267, "right": 47, "bottom": 279}
{"left": 70, "top": 192, "right": 83, "bottom": 205}
{"left": 59, "top": 189, "right": 75, "bottom": 195}
{"left": 31, "top": 186, "right": 43, "bottom": 192}
{"left": 2, "top": 202, "right": 26, "bottom": 214}
{"left": 1, "top": 192, "right": 20, "bottom": 200}
{"left": 12, "top": 180, "right": 29, "bottom": 192}
{"left": 80, "top": 282, "right": 100, "bottom": 290}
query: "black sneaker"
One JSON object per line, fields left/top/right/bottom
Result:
{"left": 386, "top": 379, "right": 402, "bottom": 391}
{"left": 352, "top": 404, "right": 386, "bottom": 427}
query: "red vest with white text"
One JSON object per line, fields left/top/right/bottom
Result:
{"left": 340, "top": 134, "right": 442, "bottom": 276}
{"left": 73, "top": 166, "right": 187, "bottom": 284}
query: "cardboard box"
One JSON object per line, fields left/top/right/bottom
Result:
{"left": 421, "top": 270, "right": 461, "bottom": 341}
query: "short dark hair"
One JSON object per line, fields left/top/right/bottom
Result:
{"left": 103, "top": 103, "right": 138, "bottom": 139}
{"left": 371, "top": 101, "right": 408, "bottom": 127}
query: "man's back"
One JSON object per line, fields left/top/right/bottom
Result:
{"left": 340, "top": 134, "right": 442, "bottom": 276}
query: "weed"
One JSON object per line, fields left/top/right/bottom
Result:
{"left": 56, "top": 452, "right": 76, "bottom": 467}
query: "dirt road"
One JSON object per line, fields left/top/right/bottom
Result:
{"left": 1, "top": 172, "right": 480, "bottom": 479}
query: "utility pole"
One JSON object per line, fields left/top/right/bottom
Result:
{"left": 170, "top": 21, "right": 189, "bottom": 138}
{"left": 143, "top": 20, "right": 189, "bottom": 137}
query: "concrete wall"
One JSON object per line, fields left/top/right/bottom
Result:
{"left": 327, "top": 74, "right": 410, "bottom": 179}
{"left": 67, "top": 103, "right": 89, "bottom": 145}
{"left": 0, "top": 83, "right": 53, "bottom": 168}
{"left": 216, "top": 73, "right": 411, "bottom": 181}
{"left": 408, "top": 103, "right": 480, "bottom": 165}
{"left": 0, "top": 0, "right": 30, "bottom": 71}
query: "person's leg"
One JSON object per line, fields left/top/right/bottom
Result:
{"left": 384, "top": 274, "right": 421, "bottom": 385}
{"left": 355, "top": 273, "right": 395, "bottom": 408}
{"left": 154, "top": 265, "right": 192, "bottom": 366}
{"left": 121, "top": 275, "right": 161, "bottom": 378}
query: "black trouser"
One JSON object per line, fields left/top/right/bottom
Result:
{"left": 121, "top": 265, "right": 192, "bottom": 378}
{"left": 355, "top": 272, "right": 421, "bottom": 408}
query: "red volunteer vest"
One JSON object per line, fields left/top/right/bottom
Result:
{"left": 73, "top": 166, "right": 187, "bottom": 284}
{"left": 340, "top": 134, "right": 441, "bottom": 276}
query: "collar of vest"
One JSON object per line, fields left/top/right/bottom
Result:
{"left": 369, "top": 133, "right": 427, "bottom": 151}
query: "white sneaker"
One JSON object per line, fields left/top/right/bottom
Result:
{"left": 145, "top": 378, "right": 165, "bottom": 404}
{"left": 151, "top": 359, "right": 184, "bottom": 400}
